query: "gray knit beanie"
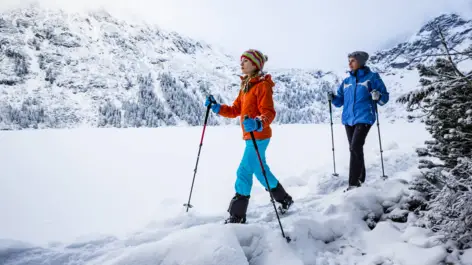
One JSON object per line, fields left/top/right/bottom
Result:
{"left": 348, "top": 51, "right": 369, "bottom": 66}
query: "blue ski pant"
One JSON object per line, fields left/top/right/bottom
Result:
{"left": 235, "top": 138, "right": 279, "bottom": 196}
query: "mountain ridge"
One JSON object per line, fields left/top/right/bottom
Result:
{"left": 0, "top": 7, "right": 470, "bottom": 130}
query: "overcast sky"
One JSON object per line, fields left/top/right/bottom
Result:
{"left": 2, "top": 0, "right": 472, "bottom": 71}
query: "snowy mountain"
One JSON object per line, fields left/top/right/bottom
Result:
{"left": 370, "top": 14, "right": 472, "bottom": 71}
{"left": 0, "top": 7, "right": 239, "bottom": 129}
{"left": 0, "top": 7, "right": 470, "bottom": 130}
{"left": 366, "top": 13, "right": 472, "bottom": 123}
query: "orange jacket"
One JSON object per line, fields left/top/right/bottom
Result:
{"left": 218, "top": 74, "right": 276, "bottom": 140}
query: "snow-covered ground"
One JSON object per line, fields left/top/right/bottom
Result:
{"left": 1, "top": 121, "right": 469, "bottom": 264}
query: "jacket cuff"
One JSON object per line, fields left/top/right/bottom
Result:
{"left": 255, "top": 117, "right": 263, "bottom": 132}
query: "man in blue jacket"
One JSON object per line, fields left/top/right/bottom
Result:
{"left": 328, "top": 51, "right": 389, "bottom": 191}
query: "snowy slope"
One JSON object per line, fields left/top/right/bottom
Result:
{"left": 0, "top": 122, "right": 470, "bottom": 264}
{"left": 0, "top": 7, "right": 470, "bottom": 129}
{"left": 0, "top": 6, "right": 340, "bottom": 130}
{"left": 0, "top": 6, "right": 239, "bottom": 129}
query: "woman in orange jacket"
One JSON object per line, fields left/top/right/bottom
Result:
{"left": 205, "top": 49, "right": 293, "bottom": 224}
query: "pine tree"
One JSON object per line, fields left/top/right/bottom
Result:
{"left": 397, "top": 26, "right": 472, "bottom": 249}
{"left": 122, "top": 73, "right": 175, "bottom": 127}
{"left": 159, "top": 72, "right": 207, "bottom": 126}
{"left": 98, "top": 100, "right": 121, "bottom": 127}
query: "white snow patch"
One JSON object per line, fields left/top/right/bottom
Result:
{"left": 0, "top": 122, "right": 457, "bottom": 264}
{"left": 462, "top": 249, "right": 472, "bottom": 264}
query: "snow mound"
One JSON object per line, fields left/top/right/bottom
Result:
{"left": 102, "top": 224, "right": 249, "bottom": 265}
{"left": 1, "top": 177, "right": 453, "bottom": 265}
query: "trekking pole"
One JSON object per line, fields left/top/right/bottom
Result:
{"left": 328, "top": 100, "right": 339, "bottom": 177}
{"left": 184, "top": 95, "right": 216, "bottom": 212}
{"left": 373, "top": 101, "right": 388, "bottom": 180}
{"left": 244, "top": 115, "right": 291, "bottom": 243}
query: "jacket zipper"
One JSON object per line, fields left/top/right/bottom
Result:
{"left": 353, "top": 73, "right": 358, "bottom": 116}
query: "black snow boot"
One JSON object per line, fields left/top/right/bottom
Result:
{"left": 269, "top": 182, "right": 294, "bottom": 213}
{"left": 343, "top": 185, "right": 359, "bottom": 192}
{"left": 225, "top": 193, "right": 250, "bottom": 224}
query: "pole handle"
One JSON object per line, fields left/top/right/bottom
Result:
{"left": 207, "top": 94, "right": 217, "bottom": 105}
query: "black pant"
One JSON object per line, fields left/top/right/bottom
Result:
{"left": 345, "top": 124, "right": 371, "bottom": 186}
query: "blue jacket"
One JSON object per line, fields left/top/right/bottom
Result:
{"left": 332, "top": 67, "right": 389, "bottom": 126}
